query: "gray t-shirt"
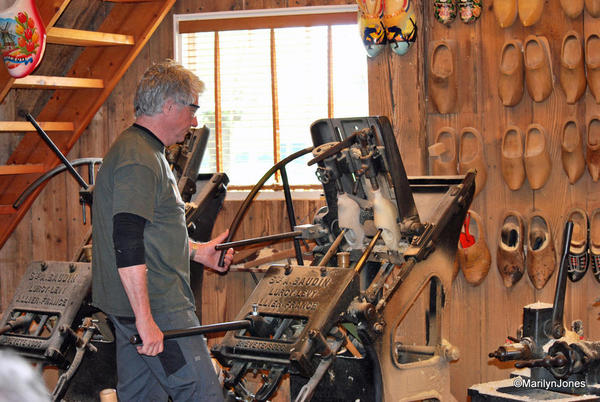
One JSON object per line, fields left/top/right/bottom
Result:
{"left": 92, "top": 124, "right": 194, "bottom": 317}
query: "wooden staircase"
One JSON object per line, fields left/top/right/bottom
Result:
{"left": 0, "top": 0, "right": 175, "bottom": 249}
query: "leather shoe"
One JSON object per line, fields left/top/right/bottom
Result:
{"left": 458, "top": 210, "right": 491, "bottom": 286}
{"left": 566, "top": 208, "right": 589, "bottom": 282}
{"left": 430, "top": 127, "right": 457, "bottom": 175}
{"left": 498, "top": 39, "right": 524, "bottom": 106}
{"left": 586, "top": 34, "right": 600, "bottom": 104}
{"left": 560, "top": 31, "right": 586, "bottom": 104}
{"left": 429, "top": 40, "right": 457, "bottom": 114}
{"left": 561, "top": 0, "right": 584, "bottom": 18}
{"left": 518, "top": 0, "right": 543, "bottom": 26}
{"left": 587, "top": 116, "right": 600, "bottom": 182}
{"left": 527, "top": 213, "right": 556, "bottom": 290}
{"left": 590, "top": 208, "right": 600, "bottom": 283}
{"left": 501, "top": 125, "right": 525, "bottom": 190}
{"left": 459, "top": 127, "right": 487, "bottom": 198}
{"left": 561, "top": 120, "right": 585, "bottom": 184}
{"left": 524, "top": 35, "right": 554, "bottom": 102}
{"left": 524, "top": 123, "right": 552, "bottom": 190}
{"left": 497, "top": 211, "right": 525, "bottom": 288}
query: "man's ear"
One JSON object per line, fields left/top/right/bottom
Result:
{"left": 162, "top": 98, "right": 176, "bottom": 114}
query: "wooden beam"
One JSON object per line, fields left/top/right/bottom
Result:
{"left": 0, "top": 122, "right": 74, "bottom": 132}
{"left": 47, "top": 27, "right": 135, "bottom": 46}
{"left": 13, "top": 75, "right": 104, "bottom": 89}
{"left": 0, "top": 164, "right": 45, "bottom": 175}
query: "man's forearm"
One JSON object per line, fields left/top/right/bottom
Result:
{"left": 118, "top": 264, "right": 153, "bottom": 321}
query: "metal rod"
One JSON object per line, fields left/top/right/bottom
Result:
{"left": 129, "top": 320, "right": 251, "bottom": 345}
{"left": 24, "top": 113, "right": 89, "bottom": 189}
{"left": 280, "top": 166, "right": 303, "bottom": 265}
{"left": 551, "top": 220, "right": 573, "bottom": 339}
{"left": 353, "top": 229, "right": 382, "bottom": 274}
{"left": 316, "top": 229, "right": 346, "bottom": 266}
{"left": 215, "top": 231, "right": 302, "bottom": 250}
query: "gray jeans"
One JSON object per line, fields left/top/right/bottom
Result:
{"left": 110, "top": 309, "right": 224, "bottom": 402}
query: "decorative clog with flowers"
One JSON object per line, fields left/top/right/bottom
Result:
{"left": 434, "top": 0, "right": 457, "bottom": 25}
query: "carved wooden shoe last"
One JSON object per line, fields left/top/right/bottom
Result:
{"left": 501, "top": 126, "right": 525, "bottom": 190}
{"left": 458, "top": 211, "right": 491, "bottom": 286}
{"left": 524, "top": 124, "right": 552, "bottom": 190}
{"left": 494, "top": 0, "right": 517, "bottom": 28}
{"left": 586, "top": 34, "right": 600, "bottom": 104}
{"left": 561, "top": 120, "right": 585, "bottom": 184}
{"left": 587, "top": 116, "right": 600, "bottom": 182}
{"left": 430, "top": 127, "right": 457, "bottom": 175}
{"left": 561, "top": 0, "right": 584, "bottom": 18}
{"left": 496, "top": 211, "right": 525, "bottom": 288}
{"left": 0, "top": 0, "right": 46, "bottom": 78}
{"left": 459, "top": 127, "right": 487, "bottom": 198}
{"left": 560, "top": 31, "right": 586, "bottom": 104}
{"left": 518, "top": 0, "right": 543, "bottom": 26}
{"left": 527, "top": 214, "right": 556, "bottom": 290}
{"left": 566, "top": 208, "right": 589, "bottom": 282}
{"left": 524, "top": 35, "right": 554, "bottom": 103}
{"left": 429, "top": 40, "right": 457, "bottom": 114}
{"left": 498, "top": 40, "right": 524, "bottom": 107}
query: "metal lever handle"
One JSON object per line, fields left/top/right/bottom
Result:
{"left": 129, "top": 320, "right": 251, "bottom": 345}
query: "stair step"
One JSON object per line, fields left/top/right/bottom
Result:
{"left": 47, "top": 27, "right": 135, "bottom": 46}
{"left": 0, "top": 164, "right": 46, "bottom": 175}
{"left": 0, "top": 122, "right": 74, "bottom": 132}
{"left": 14, "top": 75, "right": 104, "bottom": 89}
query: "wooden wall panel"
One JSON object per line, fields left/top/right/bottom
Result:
{"left": 2, "top": 0, "right": 600, "bottom": 401}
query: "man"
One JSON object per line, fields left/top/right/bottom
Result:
{"left": 92, "top": 60, "right": 234, "bottom": 402}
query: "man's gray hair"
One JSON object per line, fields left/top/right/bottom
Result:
{"left": 134, "top": 59, "right": 205, "bottom": 117}
{"left": 0, "top": 349, "right": 50, "bottom": 401}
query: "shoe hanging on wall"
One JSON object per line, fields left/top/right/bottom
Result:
{"left": 0, "top": 0, "right": 46, "bottom": 78}
{"left": 457, "top": 0, "right": 482, "bottom": 24}
{"left": 498, "top": 39, "right": 524, "bottom": 106}
{"left": 501, "top": 125, "right": 525, "bottom": 191}
{"left": 585, "top": 0, "right": 600, "bottom": 17}
{"left": 587, "top": 116, "right": 600, "bottom": 181}
{"left": 561, "top": 0, "right": 584, "bottom": 18}
{"left": 458, "top": 210, "right": 491, "bottom": 286}
{"left": 585, "top": 33, "right": 600, "bottom": 103}
{"left": 493, "top": 0, "right": 517, "bottom": 28}
{"left": 589, "top": 209, "right": 600, "bottom": 283}
{"left": 524, "top": 123, "right": 552, "bottom": 190}
{"left": 434, "top": 0, "right": 456, "bottom": 25}
{"left": 524, "top": 35, "right": 554, "bottom": 102}
{"left": 560, "top": 31, "right": 586, "bottom": 105}
{"left": 518, "top": 0, "right": 543, "bottom": 26}
{"left": 356, "top": 0, "right": 386, "bottom": 58}
{"left": 459, "top": 127, "right": 487, "bottom": 198}
{"left": 429, "top": 39, "right": 457, "bottom": 114}
{"left": 497, "top": 211, "right": 525, "bottom": 288}
{"left": 565, "top": 208, "right": 589, "bottom": 282}
{"left": 430, "top": 126, "right": 458, "bottom": 175}
{"left": 527, "top": 213, "right": 556, "bottom": 290}
{"left": 561, "top": 119, "right": 585, "bottom": 184}
{"left": 384, "top": 0, "right": 417, "bottom": 56}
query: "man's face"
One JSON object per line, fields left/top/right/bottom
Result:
{"left": 170, "top": 96, "right": 199, "bottom": 145}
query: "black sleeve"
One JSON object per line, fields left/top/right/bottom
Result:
{"left": 113, "top": 212, "right": 147, "bottom": 268}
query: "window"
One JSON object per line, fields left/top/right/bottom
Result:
{"left": 175, "top": 6, "right": 368, "bottom": 188}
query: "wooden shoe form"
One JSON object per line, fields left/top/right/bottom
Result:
{"left": 518, "top": 0, "right": 543, "bottom": 26}
{"left": 458, "top": 210, "right": 491, "bottom": 286}
{"left": 585, "top": 34, "right": 600, "bottom": 104}
{"left": 429, "top": 40, "right": 457, "bottom": 114}
{"left": 526, "top": 214, "right": 556, "bottom": 290}
{"left": 459, "top": 127, "right": 487, "bottom": 198}
{"left": 524, "top": 35, "right": 554, "bottom": 102}
{"left": 501, "top": 126, "right": 525, "bottom": 190}
{"left": 585, "top": 0, "right": 600, "bottom": 17}
{"left": 566, "top": 207, "right": 589, "bottom": 282}
{"left": 357, "top": 0, "right": 386, "bottom": 58}
{"left": 383, "top": 0, "right": 417, "bottom": 56}
{"left": 498, "top": 40, "right": 524, "bottom": 106}
{"left": 524, "top": 124, "right": 552, "bottom": 190}
{"left": 494, "top": 0, "right": 517, "bottom": 28}
{"left": 496, "top": 211, "right": 525, "bottom": 288}
{"left": 430, "top": 127, "right": 457, "bottom": 175}
{"left": 560, "top": 31, "right": 586, "bottom": 104}
{"left": 587, "top": 116, "right": 600, "bottom": 181}
{"left": 561, "top": 0, "right": 584, "bottom": 18}
{"left": 561, "top": 120, "right": 586, "bottom": 184}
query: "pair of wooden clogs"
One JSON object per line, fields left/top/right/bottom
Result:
{"left": 561, "top": 118, "right": 600, "bottom": 184}
{"left": 493, "top": 0, "right": 543, "bottom": 28}
{"left": 561, "top": 208, "right": 600, "bottom": 283}
{"left": 356, "top": 0, "right": 416, "bottom": 57}
{"left": 434, "top": 0, "right": 482, "bottom": 26}
{"left": 560, "top": 0, "right": 600, "bottom": 19}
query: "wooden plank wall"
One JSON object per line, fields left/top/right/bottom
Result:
{"left": 1, "top": 0, "right": 600, "bottom": 400}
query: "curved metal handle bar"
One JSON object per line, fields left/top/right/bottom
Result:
{"left": 13, "top": 158, "right": 103, "bottom": 209}
{"left": 218, "top": 146, "right": 314, "bottom": 267}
